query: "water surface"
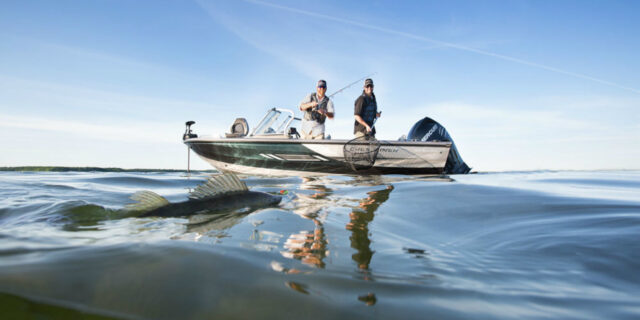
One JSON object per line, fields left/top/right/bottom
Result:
{"left": 1, "top": 171, "right": 639, "bottom": 319}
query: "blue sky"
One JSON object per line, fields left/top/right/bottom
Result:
{"left": 1, "top": 0, "right": 638, "bottom": 171}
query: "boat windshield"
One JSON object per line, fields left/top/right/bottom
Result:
{"left": 251, "top": 108, "right": 300, "bottom": 136}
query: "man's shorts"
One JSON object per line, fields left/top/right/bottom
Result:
{"left": 354, "top": 131, "right": 375, "bottom": 139}
{"left": 302, "top": 131, "right": 325, "bottom": 139}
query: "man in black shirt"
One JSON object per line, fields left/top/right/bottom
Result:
{"left": 354, "top": 78, "right": 381, "bottom": 138}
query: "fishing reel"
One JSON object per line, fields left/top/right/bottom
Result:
{"left": 183, "top": 121, "right": 198, "bottom": 140}
{"left": 310, "top": 108, "right": 326, "bottom": 123}
{"left": 310, "top": 109, "right": 320, "bottom": 121}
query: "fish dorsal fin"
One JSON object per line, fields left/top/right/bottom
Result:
{"left": 189, "top": 173, "right": 248, "bottom": 200}
{"left": 125, "top": 191, "right": 170, "bottom": 212}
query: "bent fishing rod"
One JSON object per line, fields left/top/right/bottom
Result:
{"left": 328, "top": 72, "right": 377, "bottom": 98}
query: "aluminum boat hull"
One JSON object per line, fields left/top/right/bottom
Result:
{"left": 185, "top": 137, "right": 451, "bottom": 176}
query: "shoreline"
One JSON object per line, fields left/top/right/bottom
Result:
{"left": 0, "top": 166, "right": 216, "bottom": 173}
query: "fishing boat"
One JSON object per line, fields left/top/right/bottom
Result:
{"left": 183, "top": 108, "right": 468, "bottom": 176}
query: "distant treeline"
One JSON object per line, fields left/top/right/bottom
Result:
{"left": 0, "top": 166, "right": 216, "bottom": 173}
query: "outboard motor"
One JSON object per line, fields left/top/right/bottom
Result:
{"left": 183, "top": 121, "right": 197, "bottom": 140}
{"left": 407, "top": 117, "right": 471, "bottom": 174}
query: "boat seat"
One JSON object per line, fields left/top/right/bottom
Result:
{"left": 225, "top": 118, "right": 249, "bottom": 138}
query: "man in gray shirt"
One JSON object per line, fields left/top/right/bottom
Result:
{"left": 299, "top": 79, "right": 335, "bottom": 139}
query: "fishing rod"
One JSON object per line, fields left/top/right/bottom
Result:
{"left": 328, "top": 72, "right": 377, "bottom": 98}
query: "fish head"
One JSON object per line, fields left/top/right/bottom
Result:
{"left": 250, "top": 192, "right": 282, "bottom": 207}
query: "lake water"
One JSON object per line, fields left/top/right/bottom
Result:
{"left": 1, "top": 171, "right": 639, "bottom": 319}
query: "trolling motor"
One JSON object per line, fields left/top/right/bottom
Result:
{"left": 183, "top": 121, "right": 197, "bottom": 140}
{"left": 183, "top": 121, "right": 197, "bottom": 175}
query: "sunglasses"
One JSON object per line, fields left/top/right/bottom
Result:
{"left": 317, "top": 86, "right": 326, "bottom": 89}
{"left": 365, "top": 84, "right": 374, "bottom": 88}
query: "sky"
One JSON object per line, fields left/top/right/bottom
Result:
{"left": 0, "top": 0, "right": 638, "bottom": 171}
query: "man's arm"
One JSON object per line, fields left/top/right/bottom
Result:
{"left": 319, "top": 109, "right": 334, "bottom": 119}
{"left": 299, "top": 94, "right": 317, "bottom": 111}
{"left": 354, "top": 115, "right": 371, "bottom": 132}
{"left": 321, "top": 99, "right": 335, "bottom": 119}
{"left": 300, "top": 101, "right": 318, "bottom": 111}
{"left": 353, "top": 96, "right": 370, "bottom": 131}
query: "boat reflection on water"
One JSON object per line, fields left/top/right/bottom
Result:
{"left": 279, "top": 176, "right": 396, "bottom": 305}
{"left": 348, "top": 179, "right": 395, "bottom": 306}
{"left": 281, "top": 219, "right": 328, "bottom": 268}
{"left": 281, "top": 177, "right": 331, "bottom": 268}
{"left": 347, "top": 182, "right": 394, "bottom": 280}
{"left": 281, "top": 178, "right": 397, "bottom": 271}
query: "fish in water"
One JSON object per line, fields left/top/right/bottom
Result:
{"left": 125, "top": 173, "right": 282, "bottom": 217}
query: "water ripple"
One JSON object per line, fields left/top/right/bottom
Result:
{"left": 0, "top": 170, "right": 638, "bottom": 319}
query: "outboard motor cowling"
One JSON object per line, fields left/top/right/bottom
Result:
{"left": 407, "top": 117, "right": 471, "bottom": 174}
